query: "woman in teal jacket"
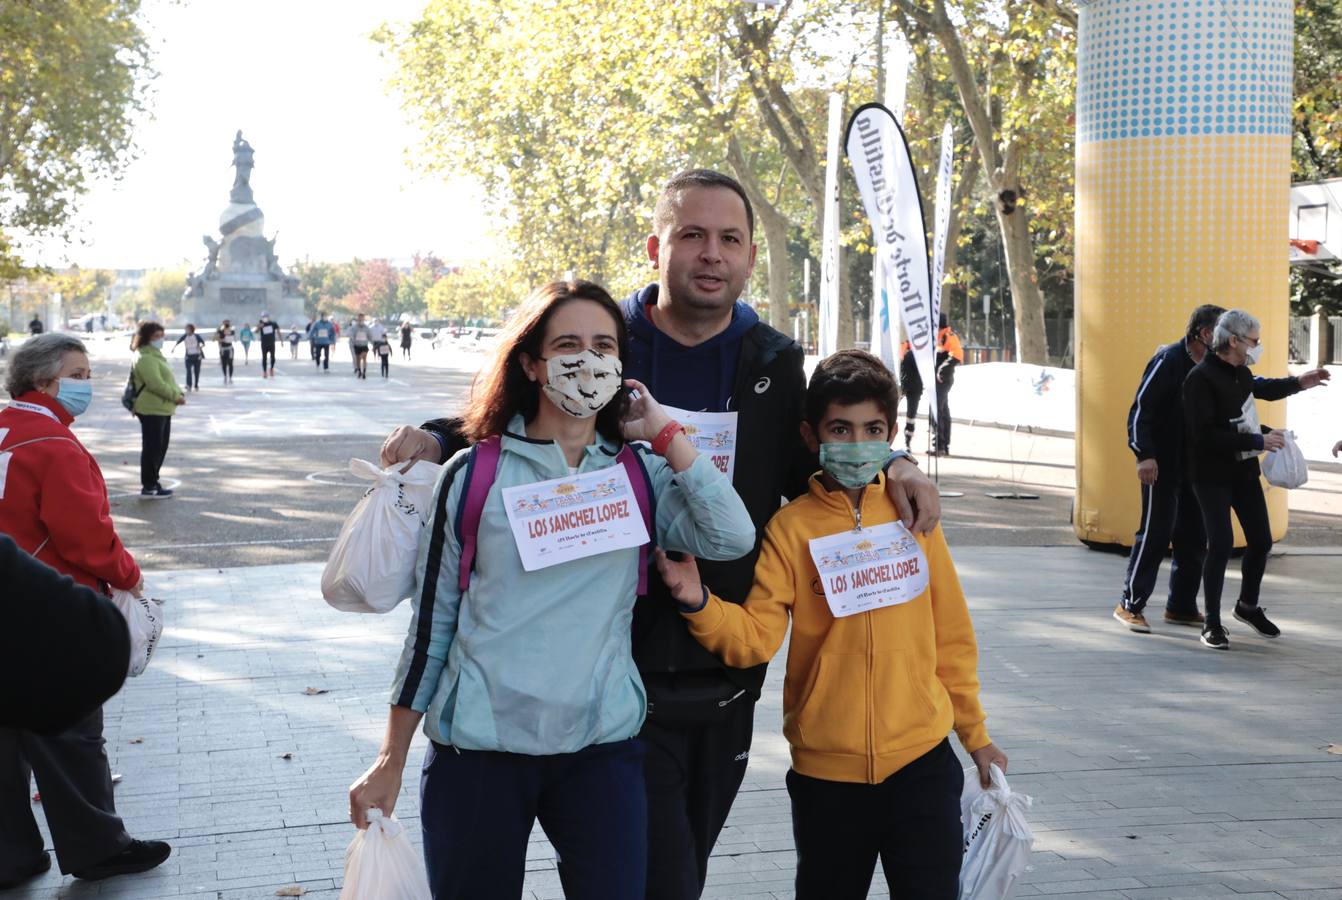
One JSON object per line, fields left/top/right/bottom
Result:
{"left": 348, "top": 281, "right": 754, "bottom": 899}
{"left": 130, "top": 321, "right": 184, "bottom": 498}
{"left": 238, "top": 323, "right": 253, "bottom": 364}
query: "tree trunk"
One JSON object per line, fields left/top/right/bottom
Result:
{"left": 997, "top": 202, "right": 1049, "bottom": 363}
{"left": 759, "top": 202, "right": 792, "bottom": 332}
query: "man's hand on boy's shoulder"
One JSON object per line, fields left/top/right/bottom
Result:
{"left": 969, "top": 742, "right": 1009, "bottom": 789}
{"left": 885, "top": 456, "right": 941, "bottom": 534}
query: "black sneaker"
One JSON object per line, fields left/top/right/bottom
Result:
{"left": 1234, "top": 604, "right": 1280, "bottom": 638}
{"left": 72, "top": 839, "right": 171, "bottom": 881}
{"left": 0, "top": 851, "right": 50, "bottom": 888}
{"left": 1200, "top": 624, "right": 1229, "bottom": 650}
{"left": 139, "top": 486, "right": 173, "bottom": 499}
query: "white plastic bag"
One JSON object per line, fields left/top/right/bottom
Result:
{"left": 322, "top": 458, "right": 441, "bottom": 613}
{"left": 1261, "top": 430, "right": 1308, "bottom": 489}
{"left": 109, "top": 590, "right": 165, "bottom": 677}
{"left": 959, "top": 764, "right": 1033, "bottom": 900}
{"left": 339, "top": 809, "right": 432, "bottom": 900}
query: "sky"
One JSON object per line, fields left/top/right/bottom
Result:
{"left": 21, "top": 0, "right": 493, "bottom": 272}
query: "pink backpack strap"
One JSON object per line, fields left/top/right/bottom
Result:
{"left": 616, "top": 444, "right": 656, "bottom": 595}
{"left": 457, "top": 436, "right": 502, "bottom": 592}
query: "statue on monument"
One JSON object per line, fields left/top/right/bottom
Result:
{"left": 230, "top": 130, "right": 255, "bottom": 205}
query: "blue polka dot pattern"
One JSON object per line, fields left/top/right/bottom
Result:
{"left": 1076, "top": 0, "right": 1293, "bottom": 144}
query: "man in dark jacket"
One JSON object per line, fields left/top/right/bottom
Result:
{"left": 378, "top": 170, "right": 940, "bottom": 900}
{"left": 1112, "top": 304, "right": 1223, "bottom": 633}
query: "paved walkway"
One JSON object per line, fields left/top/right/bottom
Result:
{"left": 10, "top": 545, "right": 1342, "bottom": 899}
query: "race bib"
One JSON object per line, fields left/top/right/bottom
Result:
{"left": 502, "top": 465, "right": 650, "bottom": 571}
{"left": 808, "top": 520, "right": 930, "bottom": 618}
{"left": 662, "top": 406, "right": 738, "bottom": 481}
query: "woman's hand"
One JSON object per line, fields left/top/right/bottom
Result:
{"left": 1262, "top": 430, "right": 1287, "bottom": 452}
{"left": 381, "top": 425, "right": 442, "bottom": 469}
{"left": 969, "top": 742, "right": 1009, "bottom": 789}
{"left": 619, "top": 378, "right": 673, "bottom": 444}
{"left": 348, "top": 754, "right": 404, "bottom": 829}
{"left": 654, "top": 549, "right": 704, "bottom": 607}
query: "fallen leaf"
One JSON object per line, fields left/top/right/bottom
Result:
{"left": 1327, "top": 744, "right": 1342, "bottom": 755}
{"left": 128, "top": 738, "right": 144, "bottom": 744}
{"left": 279, "top": 752, "right": 293, "bottom": 760}
{"left": 302, "top": 687, "right": 328, "bottom": 696}
{"left": 275, "top": 888, "right": 306, "bottom": 897}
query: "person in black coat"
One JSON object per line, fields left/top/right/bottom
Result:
{"left": 1181, "top": 310, "right": 1330, "bottom": 650}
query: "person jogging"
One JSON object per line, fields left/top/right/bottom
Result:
{"left": 238, "top": 323, "right": 254, "bottom": 365}
{"left": 256, "top": 313, "right": 280, "bottom": 378}
{"left": 377, "top": 170, "right": 942, "bottom": 900}
{"left": 349, "top": 314, "right": 372, "bottom": 379}
{"left": 309, "top": 313, "right": 336, "bottom": 371}
{"left": 173, "top": 323, "right": 208, "bottom": 393}
{"left": 287, "top": 327, "right": 301, "bottom": 359}
{"left": 215, "top": 320, "right": 236, "bottom": 385}
{"left": 348, "top": 280, "right": 754, "bottom": 899}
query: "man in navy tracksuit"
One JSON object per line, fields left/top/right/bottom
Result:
{"left": 381, "top": 170, "right": 941, "bottom": 900}
{"left": 1112, "top": 304, "right": 1224, "bottom": 633}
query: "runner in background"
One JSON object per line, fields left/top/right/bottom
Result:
{"left": 310, "top": 313, "right": 336, "bottom": 371}
{"left": 288, "top": 326, "right": 301, "bottom": 359}
{"left": 932, "top": 313, "right": 963, "bottom": 456}
{"left": 172, "top": 324, "right": 207, "bottom": 392}
{"left": 256, "top": 313, "right": 280, "bottom": 378}
{"left": 376, "top": 340, "right": 391, "bottom": 378}
{"left": 215, "top": 320, "right": 236, "bottom": 385}
{"left": 349, "top": 314, "right": 372, "bottom": 380}
{"left": 368, "top": 318, "right": 389, "bottom": 372}
{"left": 238, "top": 323, "right": 254, "bottom": 365}
{"left": 400, "top": 321, "right": 414, "bottom": 359}
{"left": 897, "top": 340, "right": 922, "bottom": 452}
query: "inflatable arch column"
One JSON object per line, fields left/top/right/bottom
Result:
{"left": 1074, "top": 0, "right": 1295, "bottom": 546}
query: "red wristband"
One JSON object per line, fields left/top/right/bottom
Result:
{"left": 650, "top": 420, "right": 684, "bottom": 456}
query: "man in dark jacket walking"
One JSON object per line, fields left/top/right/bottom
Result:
{"left": 1112, "top": 304, "right": 1223, "bottom": 633}
{"left": 377, "top": 170, "right": 941, "bottom": 900}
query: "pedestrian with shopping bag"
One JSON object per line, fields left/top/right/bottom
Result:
{"left": 347, "top": 280, "right": 754, "bottom": 899}
{"left": 0, "top": 333, "right": 172, "bottom": 885}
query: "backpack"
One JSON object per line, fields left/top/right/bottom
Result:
{"left": 454, "top": 435, "right": 656, "bottom": 594}
{"left": 120, "top": 368, "right": 143, "bottom": 413}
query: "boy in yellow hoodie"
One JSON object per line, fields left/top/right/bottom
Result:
{"left": 656, "top": 349, "right": 1006, "bottom": 899}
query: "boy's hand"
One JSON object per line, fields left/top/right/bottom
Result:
{"left": 885, "top": 457, "right": 941, "bottom": 534}
{"left": 654, "top": 548, "right": 702, "bottom": 607}
{"left": 969, "top": 742, "right": 1008, "bottom": 789}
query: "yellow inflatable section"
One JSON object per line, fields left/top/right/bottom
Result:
{"left": 1074, "top": 0, "right": 1295, "bottom": 547}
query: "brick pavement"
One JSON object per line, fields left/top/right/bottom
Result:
{"left": 9, "top": 546, "right": 1342, "bottom": 899}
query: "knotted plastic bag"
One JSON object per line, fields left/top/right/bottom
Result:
{"left": 108, "top": 589, "right": 165, "bottom": 677}
{"left": 339, "top": 809, "right": 431, "bottom": 900}
{"left": 322, "top": 459, "right": 441, "bottom": 613}
{"left": 1262, "top": 430, "right": 1308, "bottom": 489}
{"left": 959, "top": 763, "right": 1034, "bottom": 900}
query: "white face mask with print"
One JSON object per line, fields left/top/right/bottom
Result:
{"left": 540, "top": 349, "right": 623, "bottom": 419}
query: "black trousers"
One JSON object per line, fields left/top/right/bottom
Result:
{"left": 314, "top": 344, "right": 330, "bottom": 369}
{"left": 903, "top": 385, "right": 923, "bottom": 445}
{"left": 420, "top": 739, "right": 646, "bottom": 900}
{"left": 934, "top": 371, "right": 954, "bottom": 451}
{"left": 184, "top": 355, "right": 202, "bottom": 389}
{"left": 788, "top": 739, "right": 964, "bottom": 900}
{"left": 138, "top": 414, "right": 172, "bottom": 490}
{"left": 380, "top": 354, "right": 390, "bottom": 377}
{"left": 219, "top": 347, "right": 234, "bottom": 379}
{"left": 1192, "top": 472, "right": 1272, "bottom": 628}
{"left": 1121, "top": 470, "right": 1205, "bottom": 615}
{"left": 640, "top": 696, "right": 754, "bottom": 900}
{"left": 260, "top": 340, "right": 276, "bottom": 370}
{"left": 0, "top": 709, "right": 130, "bottom": 876}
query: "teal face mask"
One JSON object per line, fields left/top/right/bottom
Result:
{"left": 818, "top": 440, "right": 890, "bottom": 490}
{"left": 56, "top": 379, "right": 93, "bottom": 417}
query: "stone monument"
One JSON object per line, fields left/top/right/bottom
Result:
{"left": 180, "top": 131, "right": 304, "bottom": 326}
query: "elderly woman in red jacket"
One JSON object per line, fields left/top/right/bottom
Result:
{"left": 0, "top": 333, "right": 171, "bottom": 885}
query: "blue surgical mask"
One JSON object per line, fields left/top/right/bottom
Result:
{"left": 818, "top": 440, "right": 890, "bottom": 490}
{"left": 151, "top": 338, "right": 164, "bottom": 350}
{"left": 56, "top": 379, "right": 93, "bottom": 417}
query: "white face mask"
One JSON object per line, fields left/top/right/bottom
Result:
{"left": 1244, "top": 338, "right": 1264, "bottom": 366}
{"left": 540, "top": 349, "right": 623, "bottom": 419}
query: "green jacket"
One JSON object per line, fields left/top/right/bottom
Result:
{"left": 132, "top": 345, "right": 183, "bottom": 416}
